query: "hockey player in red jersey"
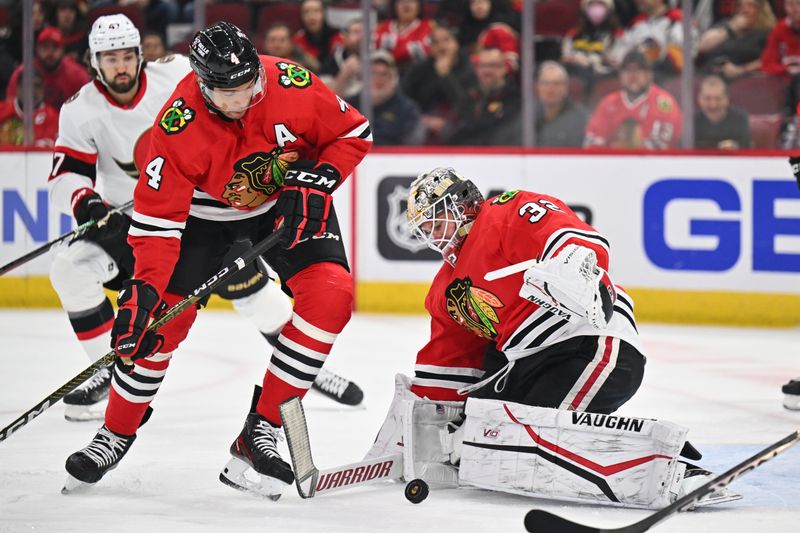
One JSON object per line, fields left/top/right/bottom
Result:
{"left": 49, "top": 15, "right": 362, "bottom": 425}
{"left": 585, "top": 50, "right": 683, "bottom": 149}
{"left": 63, "top": 22, "right": 372, "bottom": 497}
{"left": 365, "top": 167, "right": 740, "bottom": 509}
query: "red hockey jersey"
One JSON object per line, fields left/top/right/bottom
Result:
{"left": 760, "top": 19, "right": 800, "bottom": 76}
{"left": 584, "top": 84, "right": 683, "bottom": 149}
{"left": 373, "top": 18, "right": 434, "bottom": 66}
{"left": 411, "top": 190, "right": 640, "bottom": 401}
{"left": 129, "top": 55, "right": 372, "bottom": 296}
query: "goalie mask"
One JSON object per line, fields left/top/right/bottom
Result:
{"left": 89, "top": 14, "right": 143, "bottom": 89}
{"left": 407, "top": 167, "right": 484, "bottom": 266}
{"left": 189, "top": 22, "right": 266, "bottom": 116}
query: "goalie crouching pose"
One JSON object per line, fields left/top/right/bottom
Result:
{"left": 365, "top": 167, "right": 739, "bottom": 509}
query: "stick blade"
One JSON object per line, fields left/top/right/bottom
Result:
{"left": 279, "top": 396, "right": 319, "bottom": 498}
{"left": 524, "top": 510, "right": 604, "bottom": 533}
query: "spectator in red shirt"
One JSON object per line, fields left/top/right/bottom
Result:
{"left": 6, "top": 27, "right": 90, "bottom": 111}
{"left": 761, "top": 0, "right": 800, "bottom": 116}
{"left": 293, "top": 0, "right": 343, "bottom": 67}
{"left": 585, "top": 50, "right": 683, "bottom": 149}
{"left": 373, "top": 0, "right": 434, "bottom": 72}
{"left": 0, "top": 68, "right": 59, "bottom": 147}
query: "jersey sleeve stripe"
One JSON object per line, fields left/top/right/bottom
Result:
{"left": 339, "top": 121, "right": 373, "bottom": 141}
{"left": 540, "top": 229, "right": 610, "bottom": 263}
{"left": 54, "top": 145, "right": 98, "bottom": 165}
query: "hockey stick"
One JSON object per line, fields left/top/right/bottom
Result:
{"left": 523, "top": 429, "right": 800, "bottom": 533}
{"left": 280, "top": 396, "right": 403, "bottom": 498}
{"left": 484, "top": 258, "right": 538, "bottom": 281}
{"left": 0, "top": 200, "right": 135, "bottom": 277}
{"left": 0, "top": 227, "right": 285, "bottom": 443}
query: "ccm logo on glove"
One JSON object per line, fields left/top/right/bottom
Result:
{"left": 284, "top": 169, "right": 339, "bottom": 191}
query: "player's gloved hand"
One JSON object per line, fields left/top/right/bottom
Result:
{"left": 71, "top": 188, "right": 129, "bottom": 244}
{"left": 274, "top": 162, "right": 340, "bottom": 249}
{"left": 789, "top": 156, "right": 800, "bottom": 190}
{"left": 111, "top": 279, "right": 165, "bottom": 365}
{"left": 519, "top": 244, "right": 616, "bottom": 329}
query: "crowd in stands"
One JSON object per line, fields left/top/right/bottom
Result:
{"left": 0, "top": 0, "right": 799, "bottom": 149}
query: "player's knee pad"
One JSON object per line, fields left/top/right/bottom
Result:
{"left": 287, "top": 262, "right": 353, "bottom": 334}
{"left": 365, "top": 374, "right": 464, "bottom": 485}
{"left": 49, "top": 241, "right": 119, "bottom": 312}
{"left": 156, "top": 292, "right": 198, "bottom": 353}
{"left": 458, "top": 398, "right": 688, "bottom": 509}
{"left": 231, "top": 279, "right": 293, "bottom": 334}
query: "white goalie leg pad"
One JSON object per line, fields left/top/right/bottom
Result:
{"left": 49, "top": 240, "right": 119, "bottom": 312}
{"left": 232, "top": 277, "right": 293, "bottom": 334}
{"left": 363, "top": 374, "right": 464, "bottom": 484}
{"left": 458, "top": 398, "right": 689, "bottom": 509}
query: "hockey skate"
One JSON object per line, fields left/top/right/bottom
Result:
{"left": 676, "top": 463, "right": 743, "bottom": 510}
{"left": 62, "top": 425, "right": 136, "bottom": 493}
{"left": 219, "top": 412, "right": 295, "bottom": 500}
{"left": 311, "top": 367, "right": 364, "bottom": 406}
{"left": 782, "top": 378, "right": 800, "bottom": 410}
{"left": 63, "top": 364, "right": 112, "bottom": 422}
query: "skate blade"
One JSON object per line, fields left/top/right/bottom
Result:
{"left": 61, "top": 474, "right": 93, "bottom": 494}
{"left": 64, "top": 401, "right": 108, "bottom": 422}
{"left": 783, "top": 395, "right": 800, "bottom": 411}
{"left": 219, "top": 457, "right": 287, "bottom": 501}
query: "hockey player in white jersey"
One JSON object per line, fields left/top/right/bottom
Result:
{"left": 49, "top": 14, "right": 362, "bottom": 423}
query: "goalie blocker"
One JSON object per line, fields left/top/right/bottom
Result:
{"left": 365, "top": 375, "right": 739, "bottom": 509}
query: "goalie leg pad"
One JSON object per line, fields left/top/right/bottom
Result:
{"left": 458, "top": 398, "right": 689, "bottom": 509}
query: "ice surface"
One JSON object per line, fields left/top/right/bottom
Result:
{"left": 1, "top": 310, "right": 798, "bottom": 532}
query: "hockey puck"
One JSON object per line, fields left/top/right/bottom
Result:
{"left": 404, "top": 478, "right": 429, "bottom": 504}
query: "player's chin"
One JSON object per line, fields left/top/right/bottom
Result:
{"left": 222, "top": 109, "right": 248, "bottom": 120}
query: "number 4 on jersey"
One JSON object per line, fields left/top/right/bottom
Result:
{"left": 146, "top": 156, "right": 165, "bottom": 190}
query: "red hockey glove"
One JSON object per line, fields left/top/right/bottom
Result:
{"left": 274, "top": 163, "right": 340, "bottom": 249}
{"left": 71, "top": 188, "right": 129, "bottom": 245}
{"left": 790, "top": 156, "right": 800, "bottom": 190}
{"left": 111, "top": 279, "right": 165, "bottom": 364}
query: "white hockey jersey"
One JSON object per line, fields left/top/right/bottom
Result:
{"left": 49, "top": 55, "right": 192, "bottom": 214}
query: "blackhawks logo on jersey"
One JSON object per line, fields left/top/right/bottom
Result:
{"left": 445, "top": 277, "right": 504, "bottom": 339}
{"left": 656, "top": 95, "right": 673, "bottom": 113}
{"left": 277, "top": 62, "right": 312, "bottom": 89}
{"left": 159, "top": 98, "right": 195, "bottom": 135}
{"left": 221, "top": 148, "right": 300, "bottom": 208}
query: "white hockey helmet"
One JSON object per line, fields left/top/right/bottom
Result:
{"left": 89, "top": 14, "right": 142, "bottom": 73}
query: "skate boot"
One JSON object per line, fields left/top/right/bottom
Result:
{"left": 63, "top": 365, "right": 112, "bottom": 422}
{"left": 782, "top": 378, "right": 800, "bottom": 410}
{"left": 219, "top": 413, "right": 295, "bottom": 500}
{"left": 312, "top": 367, "right": 364, "bottom": 406}
{"left": 676, "top": 463, "right": 743, "bottom": 510}
{"left": 62, "top": 425, "right": 136, "bottom": 493}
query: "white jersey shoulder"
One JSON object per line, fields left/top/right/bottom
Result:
{"left": 52, "top": 55, "right": 191, "bottom": 211}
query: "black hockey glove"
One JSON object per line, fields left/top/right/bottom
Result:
{"left": 274, "top": 162, "right": 340, "bottom": 249}
{"left": 790, "top": 156, "right": 800, "bottom": 190}
{"left": 111, "top": 279, "right": 165, "bottom": 365}
{"left": 72, "top": 188, "right": 129, "bottom": 245}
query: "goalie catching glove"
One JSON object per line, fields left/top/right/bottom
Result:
{"left": 519, "top": 244, "right": 616, "bottom": 329}
{"left": 71, "top": 188, "right": 129, "bottom": 245}
{"left": 111, "top": 279, "right": 165, "bottom": 364}
{"left": 274, "top": 162, "right": 341, "bottom": 249}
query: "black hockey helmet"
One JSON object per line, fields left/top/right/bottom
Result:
{"left": 189, "top": 22, "right": 260, "bottom": 89}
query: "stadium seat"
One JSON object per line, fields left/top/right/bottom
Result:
{"left": 87, "top": 5, "right": 145, "bottom": 32}
{"left": 728, "top": 75, "right": 787, "bottom": 114}
{"left": 749, "top": 113, "right": 783, "bottom": 149}
{"left": 206, "top": 3, "right": 253, "bottom": 33}
{"left": 534, "top": 0, "right": 580, "bottom": 38}
{"left": 567, "top": 76, "right": 586, "bottom": 103}
{"left": 587, "top": 76, "right": 621, "bottom": 107}
{"left": 257, "top": 3, "right": 302, "bottom": 34}
{"left": 0, "top": 6, "right": 9, "bottom": 29}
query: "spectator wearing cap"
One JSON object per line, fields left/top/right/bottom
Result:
{"left": 585, "top": 50, "right": 683, "bottom": 149}
{"left": 6, "top": 26, "right": 90, "bottom": 110}
{"left": 561, "top": 0, "right": 623, "bottom": 86}
{"left": 535, "top": 61, "right": 589, "bottom": 147}
{"left": 450, "top": 47, "right": 521, "bottom": 146}
{"left": 347, "top": 51, "right": 425, "bottom": 145}
{"left": 373, "top": 0, "right": 435, "bottom": 73}
{"left": 0, "top": 68, "right": 59, "bottom": 147}
{"left": 402, "top": 26, "right": 477, "bottom": 142}
{"left": 694, "top": 74, "right": 752, "bottom": 149}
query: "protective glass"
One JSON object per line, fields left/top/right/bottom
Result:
{"left": 199, "top": 64, "right": 267, "bottom": 114}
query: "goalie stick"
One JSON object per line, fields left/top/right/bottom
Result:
{"left": 0, "top": 200, "right": 134, "bottom": 276}
{"left": 280, "top": 396, "right": 403, "bottom": 498}
{"left": 0, "top": 227, "right": 284, "bottom": 443}
{"left": 523, "top": 429, "right": 800, "bottom": 533}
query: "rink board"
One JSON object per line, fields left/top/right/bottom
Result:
{"left": 1, "top": 149, "right": 799, "bottom": 325}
